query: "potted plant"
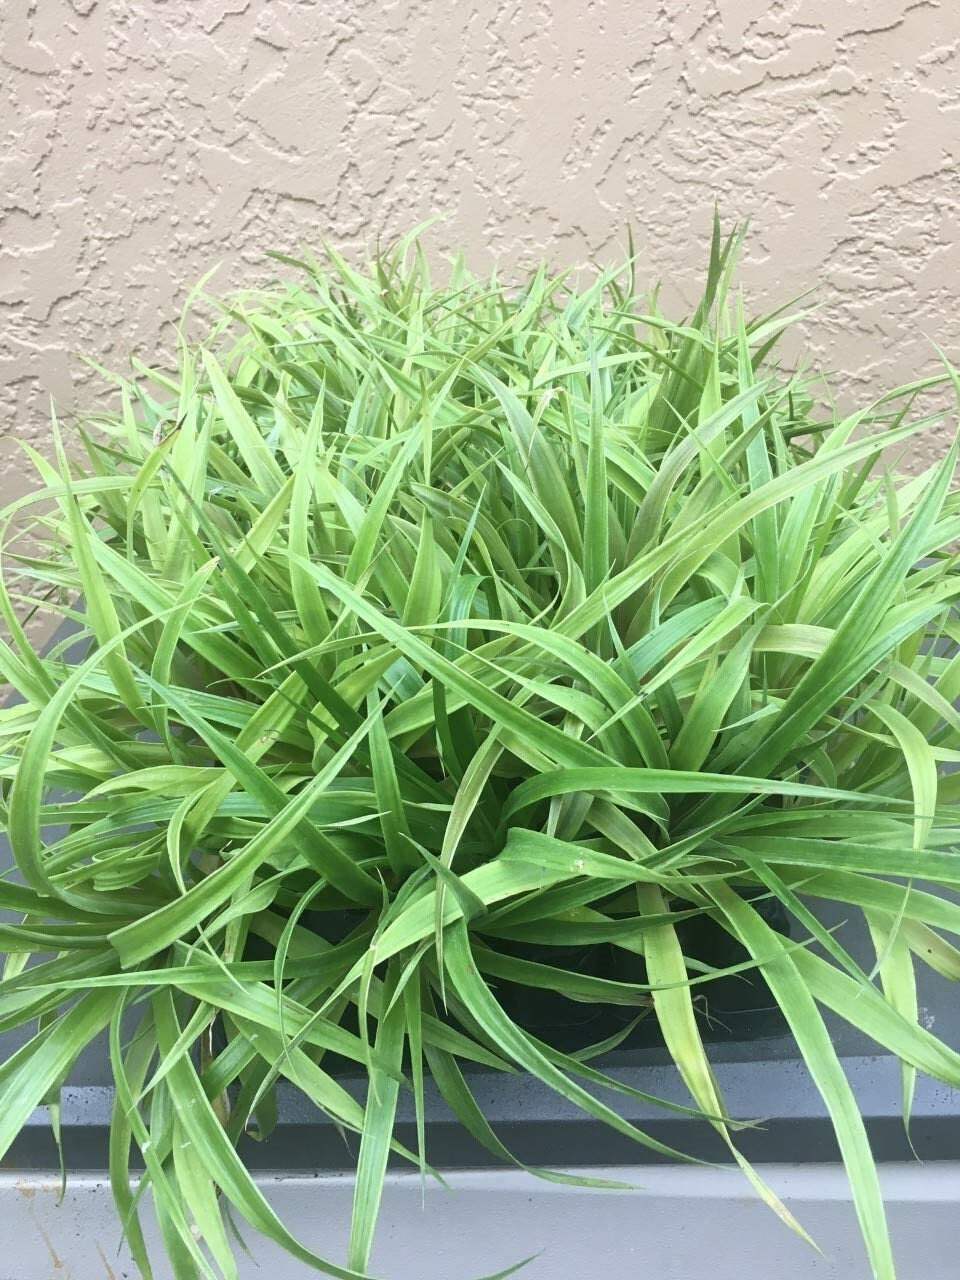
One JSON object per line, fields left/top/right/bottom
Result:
{"left": 2, "top": 221, "right": 959, "bottom": 1280}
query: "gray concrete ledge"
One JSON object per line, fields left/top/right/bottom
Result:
{"left": 3, "top": 1162, "right": 960, "bottom": 1280}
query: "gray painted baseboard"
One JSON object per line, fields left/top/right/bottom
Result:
{"left": 4, "top": 1163, "right": 960, "bottom": 1280}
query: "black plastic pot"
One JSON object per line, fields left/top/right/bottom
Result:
{"left": 493, "top": 940, "right": 624, "bottom": 1049}
{"left": 492, "top": 889, "right": 791, "bottom": 1052}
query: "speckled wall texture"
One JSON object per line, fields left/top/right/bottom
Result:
{"left": 2, "top": 0, "right": 958, "bottom": 497}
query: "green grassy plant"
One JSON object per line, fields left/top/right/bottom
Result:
{"left": 2, "top": 222, "right": 959, "bottom": 1279}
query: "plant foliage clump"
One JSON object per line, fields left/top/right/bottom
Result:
{"left": 2, "top": 225, "right": 960, "bottom": 1280}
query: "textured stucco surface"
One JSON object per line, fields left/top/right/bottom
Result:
{"left": 2, "top": 0, "right": 959, "bottom": 500}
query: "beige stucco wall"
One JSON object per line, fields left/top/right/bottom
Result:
{"left": 2, "top": 0, "right": 959, "bottom": 499}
